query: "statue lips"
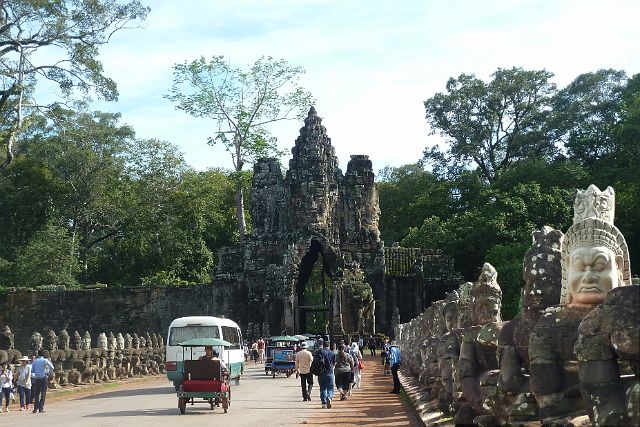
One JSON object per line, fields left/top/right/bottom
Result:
{"left": 578, "top": 286, "right": 602, "bottom": 293}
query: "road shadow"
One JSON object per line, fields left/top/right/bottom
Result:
{"left": 300, "top": 355, "right": 423, "bottom": 426}
{"left": 76, "top": 385, "right": 175, "bottom": 400}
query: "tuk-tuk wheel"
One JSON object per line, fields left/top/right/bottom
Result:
{"left": 209, "top": 398, "right": 214, "bottom": 410}
{"left": 272, "top": 372, "right": 276, "bottom": 378}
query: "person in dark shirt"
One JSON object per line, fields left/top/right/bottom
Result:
{"left": 318, "top": 340, "right": 336, "bottom": 409}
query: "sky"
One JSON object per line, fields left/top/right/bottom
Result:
{"left": 84, "top": 0, "right": 640, "bottom": 174}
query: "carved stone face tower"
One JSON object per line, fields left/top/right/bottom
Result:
{"left": 220, "top": 107, "right": 384, "bottom": 339}
{"left": 287, "top": 107, "right": 341, "bottom": 241}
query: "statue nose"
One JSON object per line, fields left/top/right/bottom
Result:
{"left": 584, "top": 270, "right": 598, "bottom": 283}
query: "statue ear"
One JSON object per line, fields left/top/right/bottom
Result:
{"left": 615, "top": 255, "right": 624, "bottom": 284}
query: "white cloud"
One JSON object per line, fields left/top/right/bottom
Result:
{"left": 78, "top": 0, "right": 640, "bottom": 174}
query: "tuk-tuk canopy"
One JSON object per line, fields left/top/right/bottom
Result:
{"left": 179, "top": 338, "right": 232, "bottom": 347}
{"left": 267, "top": 335, "right": 300, "bottom": 343}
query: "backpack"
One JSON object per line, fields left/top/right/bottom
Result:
{"left": 310, "top": 350, "right": 327, "bottom": 376}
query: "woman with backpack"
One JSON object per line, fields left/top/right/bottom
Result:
{"left": 349, "top": 342, "right": 363, "bottom": 391}
{"left": 335, "top": 344, "right": 354, "bottom": 401}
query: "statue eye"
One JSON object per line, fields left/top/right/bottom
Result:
{"left": 574, "top": 261, "right": 586, "bottom": 271}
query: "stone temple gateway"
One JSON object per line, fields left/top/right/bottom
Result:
{"left": 215, "top": 107, "right": 461, "bottom": 340}
{"left": 216, "top": 107, "right": 384, "bottom": 341}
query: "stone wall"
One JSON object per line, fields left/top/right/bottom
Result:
{"left": 0, "top": 282, "right": 243, "bottom": 351}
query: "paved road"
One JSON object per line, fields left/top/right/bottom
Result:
{"left": 0, "top": 357, "right": 420, "bottom": 426}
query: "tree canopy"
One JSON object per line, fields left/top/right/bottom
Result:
{"left": 165, "top": 55, "right": 314, "bottom": 239}
{"left": 0, "top": 0, "right": 150, "bottom": 170}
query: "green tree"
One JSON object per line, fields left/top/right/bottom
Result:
{"left": 423, "top": 67, "right": 557, "bottom": 183}
{"left": 551, "top": 69, "right": 628, "bottom": 168}
{"left": 0, "top": 0, "right": 149, "bottom": 170}
{"left": 19, "top": 108, "right": 134, "bottom": 280}
{"left": 377, "top": 164, "right": 454, "bottom": 244}
{"left": 165, "top": 55, "right": 314, "bottom": 240}
{"left": 14, "top": 221, "right": 81, "bottom": 288}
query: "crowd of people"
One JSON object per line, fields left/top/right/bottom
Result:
{"left": 0, "top": 349, "right": 55, "bottom": 415}
{"left": 292, "top": 336, "right": 401, "bottom": 409}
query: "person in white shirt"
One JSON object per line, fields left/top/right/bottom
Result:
{"left": 1, "top": 362, "right": 13, "bottom": 413}
{"left": 295, "top": 342, "right": 314, "bottom": 401}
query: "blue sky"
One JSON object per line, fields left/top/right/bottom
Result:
{"left": 87, "top": 0, "right": 639, "bottom": 173}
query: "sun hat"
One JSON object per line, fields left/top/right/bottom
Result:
{"left": 19, "top": 356, "right": 30, "bottom": 362}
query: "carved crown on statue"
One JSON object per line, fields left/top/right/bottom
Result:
{"left": 560, "top": 185, "right": 632, "bottom": 305}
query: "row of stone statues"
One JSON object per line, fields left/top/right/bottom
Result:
{"left": 0, "top": 327, "right": 166, "bottom": 389}
{"left": 397, "top": 185, "right": 638, "bottom": 426}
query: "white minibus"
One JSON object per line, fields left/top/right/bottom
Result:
{"left": 165, "top": 316, "right": 244, "bottom": 390}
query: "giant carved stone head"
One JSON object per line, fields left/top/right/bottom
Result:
{"left": 81, "top": 331, "right": 92, "bottom": 350}
{"left": 97, "top": 333, "right": 107, "bottom": 349}
{"left": 71, "top": 331, "right": 82, "bottom": 350}
{"left": 43, "top": 330, "right": 57, "bottom": 351}
{"left": 522, "top": 226, "right": 563, "bottom": 316}
{"left": 58, "top": 329, "right": 70, "bottom": 350}
{"left": 561, "top": 185, "right": 631, "bottom": 307}
{"left": 472, "top": 263, "right": 502, "bottom": 325}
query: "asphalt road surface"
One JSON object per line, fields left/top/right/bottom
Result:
{"left": 0, "top": 358, "right": 420, "bottom": 427}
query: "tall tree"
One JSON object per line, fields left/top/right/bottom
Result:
{"left": 165, "top": 55, "right": 314, "bottom": 240}
{"left": 551, "top": 69, "right": 628, "bottom": 167}
{"left": 0, "top": 0, "right": 149, "bottom": 170}
{"left": 423, "top": 67, "right": 557, "bottom": 183}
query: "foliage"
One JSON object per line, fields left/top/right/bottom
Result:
{"left": 0, "top": 0, "right": 150, "bottom": 169}
{"left": 165, "top": 55, "right": 314, "bottom": 238}
{"left": 0, "top": 107, "right": 243, "bottom": 289}
{"left": 14, "top": 221, "right": 81, "bottom": 288}
{"left": 485, "top": 243, "right": 530, "bottom": 320}
{"left": 423, "top": 67, "right": 557, "bottom": 183}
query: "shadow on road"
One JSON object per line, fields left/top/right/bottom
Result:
{"left": 76, "top": 385, "right": 175, "bottom": 400}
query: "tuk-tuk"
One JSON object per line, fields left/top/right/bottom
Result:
{"left": 176, "top": 338, "right": 232, "bottom": 414}
{"left": 264, "top": 335, "right": 299, "bottom": 376}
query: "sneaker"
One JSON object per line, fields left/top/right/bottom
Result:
{"left": 326, "top": 399, "right": 332, "bottom": 409}
{"left": 5, "top": 407, "right": 9, "bottom": 412}
{"left": 32, "top": 409, "right": 38, "bottom": 413}
{"left": 321, "top": 404, "right": 327, "bottom": 409}
{"left": 20, "top": 407, "right": 25, "bottom": 411}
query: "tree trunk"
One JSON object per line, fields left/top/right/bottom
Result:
{"left": 235, "top": 180, "right": 247, "bottom": 243}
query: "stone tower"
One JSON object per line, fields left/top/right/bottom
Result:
{"left": 218, "top": 107, "right": 384, "bottom": 340}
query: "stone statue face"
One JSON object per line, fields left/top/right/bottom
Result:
{"left": 473, "top": 294, "right": 501, "bottom": 325}
{"left": 82, "top": 332, "right": 92, "bottom": 350}
{"left": 443, "top": 308, "right": 457, "bottom": 332}
{"left": 97, "top": 333, "right": 107, "bottom": 349}
{"left": 58, "top": 330, "right": 70, "bottom": 350}
{"left": 567, "top": 246, "right": 622, "bottom": 306}
{"left": 30, "top": 332, "right": 43, "bottom": 351}
{"left": 116, "top": 333, "right": 125, "bottom": 350}
{"left": 71, "top": 331, "right": 82, "bottom": 350}
{"left": 44, "top": 330, "right": 57, "bottom": 350}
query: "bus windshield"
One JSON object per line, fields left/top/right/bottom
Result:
{"left": 169, "top": 325, "right": 220, "bottom": 346}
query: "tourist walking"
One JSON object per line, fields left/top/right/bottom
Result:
{"left": 381, "top": 337, "right": 391, "bottom": 375}
{"left": 317, "top": 340, "right": 336, "bottom": 409}
{"left": 16, "top": 356, "right": 32, "bottom": 411}
{"left": 295, "top": 342, "right": 314, "bottom": 401}
{"left": 358, "top": 336, "right": 364, "bottom": 354}
{"left": 388, "top": 341, "right": 402, "bottom": 394}
{"left": 31, "top": 349, "right": 54, "bottom": 413}
{"left": 349, "top": 342, "right": 363, "bottom": 390}
{"left": 335, "top": 344, "right": 354, "bottom": 401}
{"left": 0, "top": 362, "right": 13, "bottom": 413}
{"left": 250, "top": 341, "right": 259, "bottom": 364}
{"left": 257, "top": 337, "right": 265, "bottom": 363}
{"left": 368, "top": 335, "right": 376, "bottom": 356}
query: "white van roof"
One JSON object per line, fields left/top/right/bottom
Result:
{"left": 168, "top": 316, "right": 240, "bottom": 329}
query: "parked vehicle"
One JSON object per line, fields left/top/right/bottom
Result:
{"left": 166, "top": 316, "right": 244, "bottom": 391}
{"left": 264, "top": 335, "right": 299, "bottom": 375}
{"left": 176, "top": 338, "right": 232, "bottom": 414}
